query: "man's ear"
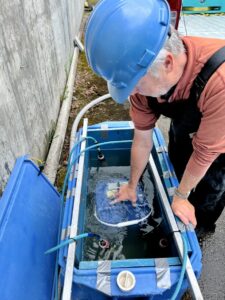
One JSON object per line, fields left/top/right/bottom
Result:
{"left": 164, "top": 53, "right": 173, "bottom": 73}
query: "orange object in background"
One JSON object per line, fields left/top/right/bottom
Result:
{"left": 167, "top": 0, "right": 182, "bottom": 29}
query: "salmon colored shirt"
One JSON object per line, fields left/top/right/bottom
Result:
{"left": 130, "top": 36, "right": 225, "bottom": 179}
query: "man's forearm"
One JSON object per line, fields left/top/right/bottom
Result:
{"left": 178, "top": 169, "right": 202, "bottom": 195}
{"left": 113, "top": 129, "right": 153, "bottom": 204}
{"left": 129, "top": 132, "right": 153, "bottom": 188}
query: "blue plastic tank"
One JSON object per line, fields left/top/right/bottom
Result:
{"left": 0, "top": 122, "right": 202, "bottom": 299}
{"left": 59, "top": 121, "right": 202, "bottom": 300}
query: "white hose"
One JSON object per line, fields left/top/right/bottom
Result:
{"left": 69, "top": 93, "right": 111, "bottom": 152}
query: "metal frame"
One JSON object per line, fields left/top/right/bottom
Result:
{"left": 149, "top": 154, "right": 204, "bottom": 300}
{"left": 62, "top": 119, "right": 88, "bottom": 300}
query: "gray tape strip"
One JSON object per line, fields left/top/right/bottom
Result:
{"left": 177, "top": 220, "right": 194, "bottom": 232}
{"left": 167, "top": 187, "right": 176, "bottom": 197}
{"left": 129, "top": 121, "right": 134, "bottom": 128}
{"left": 155, "top": 258, "right": 171, "bottom": 289}
{"left": 61, "top": 226, "right": 71, "bottom": 241}
{"left": 97, "top": 260, "right": 111, "bottom": 296}
{"left": 156, "top": 145, "right": 168, "bottom": 153}
{"left": 100, "top": 123, "right": 108, "bottom": 130}
{"left": 163, "top": 171, "right": 172, "bottom": 179}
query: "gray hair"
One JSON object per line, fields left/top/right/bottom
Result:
{"left": 149, "top": 28, "right": 185, "bottom": 77}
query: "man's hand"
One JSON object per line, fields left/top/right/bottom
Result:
{"left": 110, "top": 183, "right": 137, "bottom": 206}
{"left": 171, "top": 196, "right": 197, "bottom": 228}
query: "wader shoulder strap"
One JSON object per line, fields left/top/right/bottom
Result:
{"left": 193, "top": 46, "right": 225, "bottom": 99}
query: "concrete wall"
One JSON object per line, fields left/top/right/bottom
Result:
{"left": 0, "top": 0, "right": 85, "bottom": 192}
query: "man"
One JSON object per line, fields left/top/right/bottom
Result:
{"left": 85, "top": 0, "right": 225, "bottom": 233}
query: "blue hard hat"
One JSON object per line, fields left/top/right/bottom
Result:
{"left": 85, "top": 0, "right": 170, "bottom": 104}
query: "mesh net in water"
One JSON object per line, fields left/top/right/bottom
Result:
{"left": 94, "top": 179, "right": 152, "bottom": 227}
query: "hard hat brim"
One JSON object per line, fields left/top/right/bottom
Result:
{"left": 107, "top": 68, "right": 147, "bottom": 104}
{"left": 107, "top": 82, "right": 132, "bottom": 104}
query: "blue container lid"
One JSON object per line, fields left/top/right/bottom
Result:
{"left": 0, "top": 156, "right": 60, "bottom": 300}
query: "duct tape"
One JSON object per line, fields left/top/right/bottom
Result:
{"left": 177, "top": 220, "right": 194, "bottom": 232}
{"left": 155, "top": 258, "right": 171, "bottom": 289}
{"left": 100, "top": 124, "right": 108, "bottom": 130}
{"left": 167, "top": 187, "right": 176, "bottom": 197}
{"left": 156, "top": 146, "right": 168, "bottom": 153}
{"left": 61, "top": 226, "right": 71, "bottom": 241}
{"left": 163, "top": 171, "right": 173, "bottom": 179}
{"left": 97, "top": 260, "right": 111, "bottom": 296}
{"left": 129, "top": 121, "right": 134, "bottom": 128}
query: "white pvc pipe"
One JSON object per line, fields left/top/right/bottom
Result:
{"left": 44, "top": 39, "right": 82, "bottom": 184}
